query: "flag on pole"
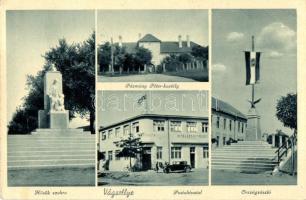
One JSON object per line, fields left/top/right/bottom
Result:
{"left": 245, "top": 51, "right": 261, "bottom": 85}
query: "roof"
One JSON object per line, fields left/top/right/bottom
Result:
{"left": 99, "top": 114, "right": 208, "bottom": 131}
{"left": 118, "top": 34, "right": 202, "bottom": 54}
{"left": 160, "top": 41, "right": 200, "bottom": 53}
{"left": 212, "top": 97, "right": 247, "bottom": 120}
{"left": 138, "top": 34, "right": 161, "bottom": 42}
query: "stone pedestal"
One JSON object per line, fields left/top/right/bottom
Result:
{"left": 38, "top": 110, "right": 49, "bottom": 128}
{"left": 245, "top": 107, "right": 261, "bottom": 141}
{"left": 50, "top": 111, "right": 69, "bottom": 129}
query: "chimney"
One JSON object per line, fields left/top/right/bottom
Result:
{"left": 119, "top": 35, "right": 122, "bottom": 47}
{"left": 186, "top": 35, "right": 190, "bottom": 47}
{"left": 138, "top": 33, "right": 142, "bottom": 40}
{"left": 178, "top": 35, "right": 182, "bottom": 48}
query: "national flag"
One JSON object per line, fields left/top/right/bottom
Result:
{"left": 245, "top": 51, "right": 261, "bottom": 85}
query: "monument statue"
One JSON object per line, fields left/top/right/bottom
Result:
{"left": 49, "top": 80, "right": 65, "bottom": 112}
{"left": 38, "top": 65, "right": 69, "bottom": 129}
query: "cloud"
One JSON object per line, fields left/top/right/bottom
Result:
{"left": 226, "top": 32, "right": 244, "bottom": 42}
{"left": 257, "top": 22, "right": 296, "bottom": 53}
{"left": 212, "top": 63, "right": 227, "bottom": 72}
{"left": 267, "top": 51, "right": 283, "bottom": 58}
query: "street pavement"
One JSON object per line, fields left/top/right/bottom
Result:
{"left": 98, "top": 168, "right": 208, "bottom": 186}
{"left": 211, "top": 169, "right": 297, "bottom": 185}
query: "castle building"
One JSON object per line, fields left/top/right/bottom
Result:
{"left": 98, "top": 114, "right": 209, "bottom": 171}
{"left": 105, "top": 33, "right": 207, "bottom": 73}
{"left": 211, "top": 97, "right": 247, "bottom": 147}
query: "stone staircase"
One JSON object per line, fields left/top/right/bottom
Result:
{"left": 8, "top": 130, "right": 96, "bottom": 169}
{"left": 212, "top": 141, "right": 278, "bottom": 173}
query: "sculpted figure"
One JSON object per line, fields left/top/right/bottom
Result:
{"left": 49, "top": 80, "right": 65, "bottom": 112}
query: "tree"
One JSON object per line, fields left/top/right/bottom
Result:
{"left": 134, "top": 47, "right": 152, "bottom": 68}
{"left": 98, "top": 42, "right": 111, "bottom": 72}
{"left": 191, "top": 45, "right": 208, "bottom": 60}
{"left": 161, "top": 54, "right": 182, "bottom": 71}
{"left": 114, "top": 133, "right": 143, "bottom": 171}
{"left": 276, "top": 93, "right": 297, "bottom": 131}
{"left": 8, "top": 33, "right": 95, "bottom": 134}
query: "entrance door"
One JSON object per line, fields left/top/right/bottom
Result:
{"left": 190, "top": 147, "right": 195, "bottom": 168}
{"left": 142, "top": 147, "right": 152, "bottom": 170}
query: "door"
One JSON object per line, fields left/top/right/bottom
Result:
{"left": 190, "top": 147, "right": 195, "bottom": 168}
{"left": 142, "top": 147, "right": 152, "bottom": 170}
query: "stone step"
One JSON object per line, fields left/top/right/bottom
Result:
{"left": 8, "top": 149, "right": 95, "bottom": 156}
{"left": 8, "top": 159, "right": 95, "bottom": 169}
{"left": 33, "top": 128, "right": 87, "bottom": 133}
{"left": 212, "top": 165, "right": 275, "bottom": 173}
{"left": 225, "top": 144, "right": 272, "bottom": 148}
{"left": 8, "top": 141, "right": 94, "bottom": 147}
{"left": 212, "top": 161, "right": 276, "bottom": 167}
{"left": 212, "top": 150, "right": 276, "bottom": 154}
{"left": 212, "top": 159, "right": 278, "bottom": 165}
{"left": 212, "top": 155, "right": 275, "bottom": 159}
{"left": 8, "top": 154, "right": 95, "bottom": 161}
{"left": 8, "top": 146, "right": 95, "bottom": 151}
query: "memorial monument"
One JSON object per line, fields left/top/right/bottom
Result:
{"left": 38, "top": 64, "right": 69, "bottom": 129}
{"left": 245, "top": 36, "right": 262, "bottom": 141}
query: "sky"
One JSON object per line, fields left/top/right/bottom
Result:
{"left": 6, "top": 10, "right": 94, "bottom": 128}
{"left": 212, "top": 10, "right": 296, "bottom": 135}
{"left": 97, "top": 10, "right": 208, "bottom": 46}
{"left": 97, "top": 90, "right": 208, "bottom": 127}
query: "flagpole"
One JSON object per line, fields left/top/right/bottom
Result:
{"left": 251, "top": 35, "right": 255, "bottom": 108}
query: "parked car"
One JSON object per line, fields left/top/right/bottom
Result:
{"left": 163, "top": 161, "right": 192, "bottom": 173}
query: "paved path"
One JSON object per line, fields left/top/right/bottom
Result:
{"left": 98, "top": 74, "right": 196, "bottom": 82}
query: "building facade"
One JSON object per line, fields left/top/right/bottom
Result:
{"left": 103, "top": 34, "right": 207, "bottom": 74}
{"left": 99, "top": 114, "right": 209, "bottom": 171}
{"left": 211, "top": 97, "right": 247, "bottom": 148}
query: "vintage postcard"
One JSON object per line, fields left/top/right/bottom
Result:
{"left": 0, "top": 0, "right": 306, "bottom": 200}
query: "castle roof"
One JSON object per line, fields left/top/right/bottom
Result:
{"left": 138, "top": 34, "right": 161, "bottom": 42}
{"left": 212, "top": 97, "right": 247, "bottom": 120}
{"left": 117, "top": 34, "right": 202, "bottom": 54}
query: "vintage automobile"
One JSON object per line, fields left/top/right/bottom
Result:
{"left": 163, "top": 161, "right": 192, "bottom": 173}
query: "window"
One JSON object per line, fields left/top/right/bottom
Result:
{"left": 115, "top": 150, "right": 120, "bottom": 160}
{"left": 171, "top": 147, "right": 182, "bottom": 159}
{"left": 101, "top": 152, "right": 106, "bottom": 160}
{"left": 170, "top": 121, "right": 182, "bottom": 132}
{"left": 108, "top": 151, "right": 113, "bottom": 161}
{"left": 115, "top": 127, "right": 120, "bottom": 137}
{"left": 223, "top": 118, "right": 226, "bottom": 130}
{"left": 132, "top": 122, "right": 139, "bottom": 133}
{"left": 216, "top": 116, "right": 220, "bottom": 128}
{"left": 101, "top": 131, "right": 106, "bottom": 140}
{"left": 229, "top": 120, "right": 232, "bottom": 131}
{"left": 108, "top": 129, "right": 113, "bottom": 138}
{"left": 202, "top": 122, "right": 208, "bottom": 133}
{"left": 238, "top": 122, "right": 240, "bottom": 132}
{"left": 156, "top": 147, "right": 162, "bottom": 159}
{"left": 187, "top": 122, "right": 197, "bottom": 132}
{"left": 241, "top": 123, "right": 244, "bottom": 133}
{"left": 123, "top": 125, "right": 130, "bottom": 135}
{"left": 203, "top": 146, "right": 209, "bottom": 158}
{"left": 153, "top": 120, "right": 165, "bottom": 132}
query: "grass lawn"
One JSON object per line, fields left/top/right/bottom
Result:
{"left": 212, "top": 170, "right": 297, "bottom": 185}
{"left": 8, "top": 167, "right": 95, "bottom": 186}
{"left": 164, "top": 70, "right": 208, "bottom": 82}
